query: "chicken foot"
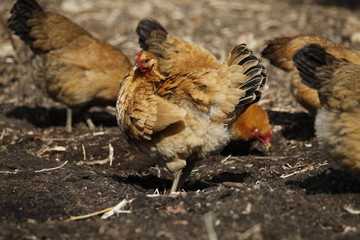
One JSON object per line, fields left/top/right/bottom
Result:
{"left": 66, "top": 108, "right": 73, "bottom": 133}
{"left": 65, "top": 108, "right": 96, "bottom": 133}
{"left": 166, "top": 159, "right": 196, "bottom": 194}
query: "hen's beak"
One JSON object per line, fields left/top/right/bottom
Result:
{"left": 132, "top": 63, "right": 140, "bottom": 72}
{"left": 263, "top": 142, "right": 271, "bottom": 153}
{"left": 134, "top": 62, "right": 140, "bottom": 68}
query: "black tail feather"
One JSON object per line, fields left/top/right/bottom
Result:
{"left": 293, "top": 44, "right": 335, "bottom": 90}
{"left": 7, "top": 0, "right": 43, "bottom": 45}
{"left": 136, "top": 18, "right": 168, "bottom": 50}
{"left": 230, "top": 44, "right": 267, "bottom": 107}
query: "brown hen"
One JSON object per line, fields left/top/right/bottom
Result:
{"left": 262, "top": 34, "right": 360, "bottom": 115}
{"left": 136, "top": 18, "right": 272, "bottom": 151}
{"left": 294, "top": 44, "right": 360, "bottom": 178}
{"left": 116, "top": 45, "right": 266, "bottom": 193}
{"left": 8, "top": 0, "right": 132, "bottom": 132}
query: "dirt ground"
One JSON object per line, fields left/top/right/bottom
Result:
{"left": 1, "top": 0, "right": 360, "bottom": 239}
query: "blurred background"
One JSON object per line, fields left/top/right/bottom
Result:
{"left": 1, "top": 0, "right": 360, "bottom": 112}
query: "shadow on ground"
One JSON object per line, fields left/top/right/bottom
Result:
{"left": 286, "top": 169, "right": 360, "bottom": 194}
{"left": 268, "top": 110, "right": 315, "bottom": 141}
{"left": 6, "top": 106, "right": 117, "bottom": 129}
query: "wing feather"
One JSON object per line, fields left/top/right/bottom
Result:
{"left": 119, "top": 83, "right": 186, "bottom": 140}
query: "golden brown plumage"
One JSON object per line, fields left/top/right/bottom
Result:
{"left": 231, "top": 104, "right": 272, "bottom": 151}
{"left": 294, "top": 44, "right": 360, "bottom": 177}
{"left": 136, "top": 18, "right": 272, "bottom": 150}
{"left": 262, "top": 34, "right": 360, "bottom": 115}
{"left": 116, "top": 45, "right": 266, "bottom": 193}
{"left": 8, "top": 0, "right": 132, "bottom": 132}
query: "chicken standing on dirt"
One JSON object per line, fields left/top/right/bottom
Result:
{"left": 262, "top": 34, "right": 360, "bottom": 115}
{"left": 136, "top": 18, "right": 272, "bottom": 151}
{"left": 8, "top": 0, "right": 132, "bottom": 133}
{"left": 294, "top": 44, "right": 360, "bottom": 177}
{"left": 116, "top": 45, "right": 266, "bottom": 193}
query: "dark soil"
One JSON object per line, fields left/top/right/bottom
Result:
{"left": 0, "top": 0, "right": 360, "bottom": 239}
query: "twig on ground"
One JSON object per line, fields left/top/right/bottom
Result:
{"left": 241, "top": 203, "right": 252, "bottom": 215}
{"left": 253, "top": 156, "right": 293, "bottom": 160}
{"left": 36, "top": 146, "right": 67, "bottom": 156}
{"left": 146, "top": 188, "right": 161, "bottom": 197}
{"left": 76, "top": 133, "right": 91, "bottom": 139}
{"left": 82, "top": 144, "right": 86, "bottom": 161}
{"left": 280, "top": 161, "right": 328, "bottom": 179}
{"left": 65, "top": 207, "right": 113, "bottom": 222}
{"left": 344, "top": 205, "right": 360, "bottom": 215}
{"left": 1, "top": 160, "right": 68, "bottom": 174}
{"left": 280, "top": 168, "right": 309, "bottom": 179}
{"left": 76, "top": 131, "right": 112, "bottom": 140}
{"left": 222, "top": 182, "right": 244, "bottom": 188}
{"left": 203, "top": 211, "right": 218, "bottom": 240}
{"left": 34, "top": 161, "right": 68, "bottom": 173}
{"left": 108, "top": 143, "right": 114, "bottom": 166}
{"left": 76, "top": 159, "right": 110, "bottom": 166}
{"left": 101, "top": 198, "right": 135, "bottom": 219}
{"left": 0, "top": 170, "right": 20, "bottom": 174}
{"left": 65, "top": 198, "right": 135, "bottom": 222}
{"left": 77, "top": 144, "right": 114, "bottom": 166}
{"left": 237, "top": 224, "right": 262, "bottom": 240}
{"left": 221, "top": 155, "right": 232, "bottom": 163}
{"left": 93, "top": 131, "right": 105, "bottom": 136}
{"left": 40, "top": 137, "right": 75, "bottom": 141}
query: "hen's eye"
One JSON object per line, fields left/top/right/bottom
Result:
{"left": 144, "top": 59, "right": 150, "bottom": 63}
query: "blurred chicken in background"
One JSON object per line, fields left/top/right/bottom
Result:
{"left": 294, "top": 44, "right": 360, "bottom": 178}
{"left": 262, "top": 34, "right": 360, "bottom": 115}
{"left": 8, "top": 0, "right": 132, "bottom": 132}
